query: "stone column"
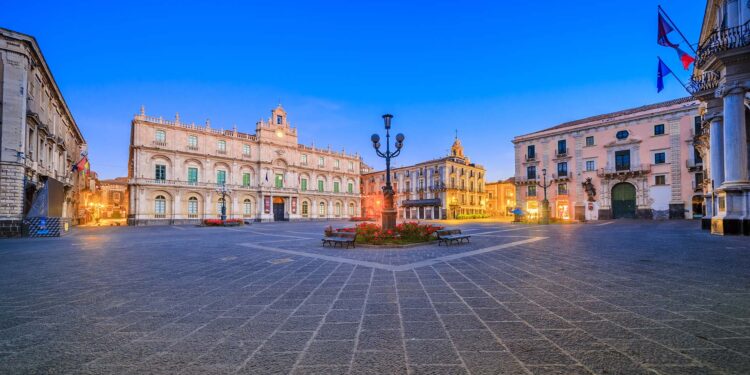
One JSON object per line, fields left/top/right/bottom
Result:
{"left": 709, "top": 115, "right": 726, "bottom": 187}
{"left": 722, "top": 87, "right": 749, "bottom": 186}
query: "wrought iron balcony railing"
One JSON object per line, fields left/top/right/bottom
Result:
{"left": 597, "top": 164, "right": 651, "bottom": 178}
{"left": 687, "top": 73, "right": 720, "bottom": 94}
{"left": 696, "top": 22, "right": 750, "bottom": 69}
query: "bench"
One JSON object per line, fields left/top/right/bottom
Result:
{"left": 436, "top": 229, "right": 470, "bottom": 246}
{"left": 322, "top": 232, "right": 357, "bottom": 249}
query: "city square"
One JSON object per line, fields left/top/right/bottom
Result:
{"left": 1, "top": 220, "right": 749, "bottom": 374}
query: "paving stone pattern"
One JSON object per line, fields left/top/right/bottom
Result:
{"left": 0, "top": 220, "right": 749, "bottom": 374}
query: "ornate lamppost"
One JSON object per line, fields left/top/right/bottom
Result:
{"left": 536, "top": 168, "right": 553, "bottom": 225}
{"left": 371, "top": 114, "right": 405, "bottom": 231}
{"left": 215, "top": 183, "right": 232, "bottom": 223}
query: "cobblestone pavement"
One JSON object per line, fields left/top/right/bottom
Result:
{"left": 0, "top": 220, "right": 749, "bottom": 374}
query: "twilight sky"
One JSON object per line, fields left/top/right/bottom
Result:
{"left": 2, "top": 1, "right": 705, "bottom": 180}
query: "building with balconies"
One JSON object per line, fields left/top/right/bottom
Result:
{"left": 512, "top": 98, "right": 702, "bottom": 221}
{"left": 486, "top": 178, "right": 516, "bottom": 217}
{"left": 127, "top": 105, "right": 362, "bottom": 224}
{"left": 690, "top": 0, "right": 750, "bottom": 235}
{"left": 0, "top": 28, "right": 88, "bottom": 236}
{"left": 360, "top": 137, "right": 488, "bottom": 220}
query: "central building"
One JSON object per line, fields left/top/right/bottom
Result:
{"left": 127, "top": 105, "right": 362, "bottom": 224}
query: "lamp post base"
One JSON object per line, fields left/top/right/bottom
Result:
{"left": 540, "top": 199, "right": 550, "bottom": 225}
{"left": 382, "top": 209, "right": 397, "bottom": 231}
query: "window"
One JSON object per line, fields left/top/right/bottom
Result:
{"left": 558, "top": 183, "right": 568, "bottom": 195}
{"left": 615, "top": 150, "right": 630, "bottom": 171}
{"left": 301, "top": 154, "right": 308, "bottom": 165}
{"left": 154, "top": 195, "right": 166, "bottom": 217}
{"left": 694, "top": 148, "right": 703, "bottom": 164}
{"left": 334, "top": 159, "right": 340, "bottom": 169}
{"left": 654, "top": 152, "right": 666, "bottom": 164}
{"left": 113, "top": 192, "right": 121, "bottom": 202}
{"left": 348, "top": 161, "right": 354, "bottom": 171}
{"left": 217, "top": 170, "right": 226, "bottom": 185}
{"left": 527, "top": 145, "right": 536, "bottom": 160}
{"left": 586, "top": 160, "right": 596, "bottom": 172}
{"left": 333, "top": 181, "right": 340, "bottom": 193}
{"left": 557, "top": 140, "right": 567, "bottom": 155}
{"left": 318, "top": 180, "right": 324, "bottom": 192}
{"left": 655, "top": 175, "right": 666, "bottom": 185}
{"left": 188, "top": 135, "right": 198, "bottom": 149}
{"left": 528, "top": 185, "right": 537, "bottom": 197}
{"left": 188, "top": 197, "right": 198, "bottom": 217}
{"left": 275, "top": 174, "right": 283, "bottom": 188}
{"left": 585, "top": 136, "right": 595, "bottom": 146}
{"left": 217, "top": 140, "right": 226, "bottom": 153}
{"left": 243, "top": 199, "right": 252, "bottom": 216}
{"left": 348, "top": 203, "right": 355, "bottom": 216}
{"left": 334, "top": 202, "right": 341, "bottom": 216}
{"left": 301, "top": 178, "right": 308, "bottom": 191}
{"left": 302, "top": 201, "right": 309, "bottom": 216}
{"left": 242, "top": 144, "right": 251, "bottom": 156}
{"left": 695, "top": 172, "right": 704, "bottom": 190}
{"left": 318, "top": 202, "right": 326, "bottom": 216}
{"left": 527, "top": 166, "right": 537, "bottom": 180}
{"left": 348, "top": 182, "right": 354, "bottom": 193}
{"left": 188, "top": 167, "right": 198, "bottom": 184}
{"left": 694, "top": 116, "right": 702, "bottom": 136}
{"left": 276, "top": 115, "right": 282, "bottom": 124}
{"left": 155, "top": 164, "right": 166, "bottom": 181}
{"left": 616, "top": 130, "right": 629, "bottom": 140}
{"left": 318, "top": 156, "right": 325, "bottom": 167}
{"left": 242, "top": 173, "right": 251, "bottom": 187}
{"left": 155, "top": 130, "right": 166, "bottom": 143}
{"left": 654, "top": 124, "right": 665, "bottom": 136}
{"left": 557, "top": 162, "right": 568, "bottom": 177}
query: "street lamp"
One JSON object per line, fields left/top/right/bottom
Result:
{"left": 215, "top": 183, "right": 232, "bottom": 223}
{"left": 535, "top": 168, "right": 553, "bottom": 225}
{"left": 371, "top": 114, "right": 405, "bottom": 231}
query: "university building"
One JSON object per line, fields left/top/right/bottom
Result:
{"left": 361, "top": 137, "right": 488, "bottom": 220}
{"left": 513, "top": 98, "right": 703, "bottom": 221}
{"left": 0, "top": 28, "right": 88, "bottom": 236}
{"left": 127, "top": 105, "right": 362, "bottom": 224}
{"left": 690, "top": 0, "right": 750, "bottom": 235}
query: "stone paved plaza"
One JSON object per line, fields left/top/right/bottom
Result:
{"left": 1, "top": 220, "right": 749, "bottom": 374}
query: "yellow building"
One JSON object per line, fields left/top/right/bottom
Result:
{"left": 486, "top": 178, "right": 515, "bottom": 217}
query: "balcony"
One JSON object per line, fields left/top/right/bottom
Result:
{"left": 216, "top": 149, "right": 227, "bottom": 155}
{"left": 597, "top": 164, "right": 651, "bottom": 179}
{"left": 187, "top": 145, "right": 198, "bottom": 151}
{"left": 515, "top": 176, "right": 539, "bottom": 185}
{"left": 696, "top": 22, "right": 750, "bottom": 69}
{"left": 686, "top": 159, "right": 703, "bottom": 172}
{"left": 554, "top": 148, "right": 570, "bottom": 159}
{"left": 687, "top": 73, "right": 720, "bottom": 95}
{"left": 553, "top": 172, "right": 570, "bottom": 181}
{"left": 152, "top": 140, "right": 167, "bottom": 147}
{"left": 524, "top": 154, "right": 537, "bottom": 162}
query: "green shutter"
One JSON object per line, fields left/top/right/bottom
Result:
{"left": 334, "top": 182, "right": 339, "bottom": 193}
{"left": 301, "top": 179, "right": 307, "bottom": 191}
{"left": 243, "top": 173, "right": 250, "bottom": 186}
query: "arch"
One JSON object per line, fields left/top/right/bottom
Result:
{"left": 273, "top": 158, "right": 289, "bottom": 169}
{"left": 301, "top": 199, "right": 310, "bottom": 217}
{"left": 611, "top": 182, "right": 636, "bottom": 219}
{"left": 348, "top": 201, "right": 356, "bottom": 217}
{"left": 242, "top": 198, "right": 254, "bottom": 217}
{"left": 334, "top": 200, "right": 343, "bottom": 217}
{"left": 214, "top": 161, "right": 231, "bottom": 185}
{"left": 187, "top": 196, "right": 200, "bottom": 218}
{"left": 318, "top": 199, "right": 328, "bottom": 217}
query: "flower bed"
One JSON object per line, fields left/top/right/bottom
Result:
{"left": 326, "top": 222, "right": 443, "bottom": 245}
{"left": 203, "top": 219, "right": 243, "bottom": 227}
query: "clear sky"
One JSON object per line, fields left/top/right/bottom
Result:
{"left": 2, "top": 1, "right": 706, "bottom": 181}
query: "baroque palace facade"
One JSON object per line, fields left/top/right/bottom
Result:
{"left": 0, "top": 28, "right": 88, "bottom": 236}
{"left": 127, "top": 105, "right": 362, "bottom": 224}
{"left": 690, "top": 0, "right": 750, "bottom": 235}
{"left": 361, "top": 137, "right": 487, "bottom": 220}
{"left": 513, "top": 98, "right": 703, "bottom": 221}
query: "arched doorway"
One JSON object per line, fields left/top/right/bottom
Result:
{"left": 691, "top": 195, "right": 704, "bottom": 218}
{"left": 611, "top": 183, "right": 636, "bottom": 219}
{"left": 273, "top": 197, "right": 285, "bottom": 221}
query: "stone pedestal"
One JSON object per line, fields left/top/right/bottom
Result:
{"left": 711, "top": 186, "right": 750, "bottom": 235}
{"left": 539, "top": 199, "right": 550, "bottom": 224}
{"left": 382, "top": 209, "right": 397, "bottom": 231}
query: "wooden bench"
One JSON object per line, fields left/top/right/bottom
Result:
{"left": 436, "top": 229, "right": 470, "bottom": 246}
{"left": 322, "top": 232, "right": 357, "bottom": 249}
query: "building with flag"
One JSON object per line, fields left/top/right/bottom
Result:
{"left": 0, "top": 28, "right": 89, "bottom": 237}
{"left": 690, "top": 0, "right": 750, "bottom": 235}
{"left": 127, "top": 105, "right": 362, "bottom": 224}
{"left": 512, "top": 98, "right": 703, "bottom": 222}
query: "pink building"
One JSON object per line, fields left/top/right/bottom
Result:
{"left": 513, "top": 97, "right": 704, "bottom": 221}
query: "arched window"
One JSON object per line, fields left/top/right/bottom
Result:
{"left": 188, "top": 197, "right": 198, "bottom": 218}
{"left": 243, "top": 199, "right": 252, "bottom": 216}
{"left": 334, "top": 202, "right": 342, "bottom": 216}
{"left": 302, "top": 201, "right": 309, "bottom": 216}
{"left": 155, "top": 195, "right": 166, "bottom": 218}
{"left": 319, "top": 202, "right": 326, "bottom": 216}
{"left": 348, "top": 202, "right": 355, "bottom": 216}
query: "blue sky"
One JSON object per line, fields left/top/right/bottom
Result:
{"left": 2, "top": 1, "right": 705, "bottom": 180}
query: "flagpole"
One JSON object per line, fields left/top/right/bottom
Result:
{"left": 658, "top": 5, "right": 697, "bottom": 54}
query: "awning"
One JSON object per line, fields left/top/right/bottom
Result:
{"left": 402, "top": 199, "right": 441, "bottom": 207}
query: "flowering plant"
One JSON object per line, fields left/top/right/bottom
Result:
{"left": 203, "top": 219, "right": 243, "bottom": 226}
